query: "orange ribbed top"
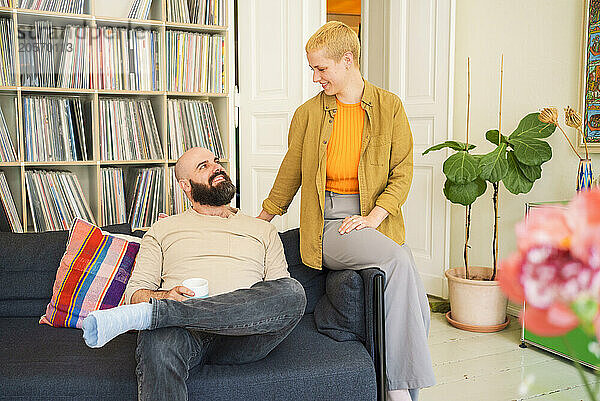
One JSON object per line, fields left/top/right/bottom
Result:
{"left": 325, "top": 99, "right": 364, "bottom": 194}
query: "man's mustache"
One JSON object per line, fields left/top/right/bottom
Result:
{"left": 209, "top": 171, "right": 229, "bottom": 185}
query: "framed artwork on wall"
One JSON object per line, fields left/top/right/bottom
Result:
{"left": 581, "top": 0, "right": 600, "bottom": 151}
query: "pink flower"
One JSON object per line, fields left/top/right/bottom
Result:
{"left": 515, "top": 207, "right": 571, "bottom": 252}
{"left": 499, "top": 251, "right": 579, "bottom": 337}
{"left": 567, "top": 189, "right": 600, "bottom": 268}
{"left": 498, "top": 252, "right": 525, "bottom": 304}
{"left": 567, "top": 188, "right": 600, "bottom": 228}
{"left": 499, "top": 190, "right": 600, "bottom": 337}
{"left": 570, "top": 226, "right": 600, "bottom": 269}
{"left": 521, "top": 303, "right": 579, "bottom": 337}
{"left": 522, "top": 247, "right": 600, "bottom": 308}
{"left": 500, "top": 246, "right": 600, "bottom": 308}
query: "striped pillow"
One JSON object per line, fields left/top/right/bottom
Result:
{"left": 40, "top": 218, "right": 141, "bottom": 328}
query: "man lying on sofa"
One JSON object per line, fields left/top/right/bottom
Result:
{"left": 81, "top": 146, "right": 307, "bottom": 401}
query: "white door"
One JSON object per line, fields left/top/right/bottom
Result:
{"left": 387, "top": 0, "right": 455, "bottom": 297}
{"left": 237, "top": 0, "right": 325, "bottom": 231}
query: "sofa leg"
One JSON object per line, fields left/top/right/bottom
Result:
{"left": 374, "top": 275, "right": 387, "bottom": 401}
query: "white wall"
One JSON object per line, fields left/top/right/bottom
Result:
{"left": 450, "top": 0, "right": 585, "bottom": 269}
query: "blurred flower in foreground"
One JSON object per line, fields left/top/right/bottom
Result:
{"left": 499, "top": 189, "right": 600, "bottom": 338}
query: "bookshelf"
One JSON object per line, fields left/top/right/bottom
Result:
{"left": 0, "top": 0, "right": 235, "bottom": 232}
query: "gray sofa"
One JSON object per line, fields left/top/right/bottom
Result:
{"left": 0, "top": 226, "right": 386, "bottom": 401}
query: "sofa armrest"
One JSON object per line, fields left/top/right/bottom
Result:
{"left": 312, "top": 267, "right": 386, "bottom": 401}
{"left": 359, "top": 268, "right": 386, "bottom": 401}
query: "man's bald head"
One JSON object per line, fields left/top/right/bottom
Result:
{"left": 174, "top": 147, "right": 234, "bottom": 207}
{"left": 174, "top": 147, "right": 216, "bottom": 181}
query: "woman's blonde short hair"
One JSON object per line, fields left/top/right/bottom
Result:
{"left": 305, "top": 21, "right": 360, "bottom": 66}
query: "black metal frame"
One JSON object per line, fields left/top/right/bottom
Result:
{"left": 374, "top": 274, "right": 387, "bottom": 401}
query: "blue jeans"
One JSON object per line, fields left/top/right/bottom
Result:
{"left": 135, "top": 277, "right": 306, "bottom": 401}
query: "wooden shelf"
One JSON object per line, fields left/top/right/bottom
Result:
{"left": 167, "top": 158, "right": 229, "bottom": 164}
{"left": 94, "top": 16, "right": 163, "bottom": 28}
{"left": 20, "top": 87, "right": 95, "bottom": 94}
{"left": 97, "top": 90, "right": 164, "bottom": 96}
{"left": 14, "top": 8, "right": 92, "bottom": 19}
{"left": 24, "top": 161, "right": 97, "bottom": 166}
{"left": 165, "top": 22, "right": 227, "bottom": 33}
{"left": 166, "top": 91, "right": 228, "bottom": 98}
{"left": 99, "top": 160, "right": 167, "bottom": 165}
{"left": 0, "top": 0, "right": 234, "bottom": 232}
{"left": 15, "top": 9, "right": 94, "bottom": 25}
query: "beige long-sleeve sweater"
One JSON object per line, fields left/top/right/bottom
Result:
{"left": 124, "top": 208, "right": 289, "bottom": 303}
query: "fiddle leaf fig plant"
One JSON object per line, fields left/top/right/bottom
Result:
{"left": 423, "top": 142, "right": 487, "bottom": 279}
{"left": 489, "top": 112, "right": 556, "bottom": 195}
{"left": 423, "top": 111, "right": 556, "bottom": 281}
{"left": 423, "top": 142, "right": 484, "bottom": 206}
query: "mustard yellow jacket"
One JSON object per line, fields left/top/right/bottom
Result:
{"left": 262, "top": 80, "right": 413, "bottom": 269}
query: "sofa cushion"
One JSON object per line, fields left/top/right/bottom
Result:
{"left": 0, "top": 223, "right": 132, "bottom": 318}
{"left": 314, "top": 269, "right": 366, "bottom": 342}
{"left": 40, "top": 219, "right": 141, "bottom": 328}
{"left": 0, "top": 315, "right": 376, "bottom": 401}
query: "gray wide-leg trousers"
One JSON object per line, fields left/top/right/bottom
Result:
{"left": 322, "top": 191, "right": 436, "bottom": 399}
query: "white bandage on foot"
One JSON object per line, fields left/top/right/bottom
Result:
{"left": 82, "top": 302, "right": 152, "bottom": 348}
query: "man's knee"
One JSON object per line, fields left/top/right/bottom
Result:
{"left": 277, "top": 278, "right": 307, "bottom": 316}
{"left": 257, "top": 277, "right": 307, "bottom": 313}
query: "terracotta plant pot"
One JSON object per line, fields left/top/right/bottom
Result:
{"left": 444, "top": 266, "right": 509, "bottom": 332}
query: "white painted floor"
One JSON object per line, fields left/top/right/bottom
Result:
{"left": 420, "top": 312, "right": 600, "bottom": 401}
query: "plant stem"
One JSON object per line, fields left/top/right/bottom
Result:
{"left": 579, "top": 127, "right": 590, "bottom": 160}
{"left": 499, "top": 55, "right": 503, "bottom": 138}
{"left": 492, "top": 182, "right": 499, "bottom": 281}
{"left": 561, "top": 337, "right": 597, "bottom": 401}
{"left": 557, "top": 124, "right": 582, "bottom": 159}
{"left": 463, "top": 57, "right": 471, "bottom": 281}
{"left": 466, "top": 58, "right": 470, "bottom": 146}
{"left": 464, "top": 205, "right": 471, "bottom": 280}
{"left": 492, "top": 55, "right": 503, "bottom": 282}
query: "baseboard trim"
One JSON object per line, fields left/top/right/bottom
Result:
{"left": 507, "top": 302, "right": 521, "bottom": 318}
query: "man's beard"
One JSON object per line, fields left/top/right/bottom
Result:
{"left": 189, "top": 171, "right": 236, "bottom": 206}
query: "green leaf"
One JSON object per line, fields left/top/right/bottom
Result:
{"left": 443, "top": 178, "right": 487, "bottom": 206}
{"left": 503, "top": 151, "right": 534, "bottom": 194}
{"left": 571, "top": 297, "right": 598, "bottom": 325}
{"left": 509, "top": 112, "right": 556, "bottom": 139}
{"left": 422, "top": 141, "right": 476, "bottom": 155}
{"left": 518, "top": 162, "right": 542, "bottom": 182}
{"left": 478, "top": 143, "right": 508, "bottom": 182}
{"left": 571, "top": 297, "right": 599, "bottom": 338}
{"left": 443, "top": 151, "right": 480, "bottom": 184}
{"left": 509, "top": 136, "right": 552, "bottom": 166}
{"left": 485, "top": 130, "right": 509, "bottom": 145}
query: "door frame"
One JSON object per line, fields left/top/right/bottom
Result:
{"left": 361, "top": 0, "right": 456, "bottom": 298}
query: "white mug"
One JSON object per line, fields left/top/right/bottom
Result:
{"left": 182, "top": 278, "right": 209, "bottom": 298}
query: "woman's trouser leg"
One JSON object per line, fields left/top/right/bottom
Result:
{"left": 322, "top": 192, "right": 436, "bottom": 398}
